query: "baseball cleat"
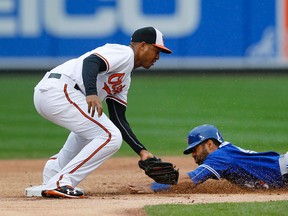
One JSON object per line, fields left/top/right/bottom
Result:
{"left": 41, "top": 186, "right": 85, "bottom": 199}
{"left": 25, "top": 185, "right": 85, "bottom": 197}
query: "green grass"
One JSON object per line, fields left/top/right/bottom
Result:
{"left": 0, "top": 73, "right": 287, "bottom": 214}
{"left": 0, "top": 73, "right": 288, "bottom": 159}
{"left": 145, "top": 200, "right": 288, "bottom": 216}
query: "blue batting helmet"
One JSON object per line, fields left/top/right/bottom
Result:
{"left": 183, "top": 124, "right": 224, "bottom": 154}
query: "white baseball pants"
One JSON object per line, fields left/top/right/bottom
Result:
{"left": 33, "top": 72, "right": 122, "bottom": 190}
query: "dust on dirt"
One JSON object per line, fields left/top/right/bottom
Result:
{"left": 0, "top": 156, "right": 287, "bottom": 216}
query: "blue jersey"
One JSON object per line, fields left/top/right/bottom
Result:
{"left": 187, "top": 142, "right": 284, "bottom": 188}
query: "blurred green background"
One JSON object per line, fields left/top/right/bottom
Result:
{"left": 0, "top": 73, "right": 288, "bottom": 159}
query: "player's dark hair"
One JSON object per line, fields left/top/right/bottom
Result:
{"left": 210, "top": 138, "right": 221, "bottom": 147}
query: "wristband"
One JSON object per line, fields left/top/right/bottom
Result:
{"left": 150, "top": 182, "right": 171, "bottom": 192}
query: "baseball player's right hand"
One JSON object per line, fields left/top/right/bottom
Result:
{"left": 86, "top": 95, "right": 103, "bottom": 118}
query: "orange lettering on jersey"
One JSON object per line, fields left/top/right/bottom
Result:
{"left": 103, "top": 73, "right": 126, "bottom": 95}
{"left": 103, "top": 82, "right": 111, "bottom": 94}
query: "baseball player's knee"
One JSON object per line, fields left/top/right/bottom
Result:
{"left": 110, "top": 127, "right": 122, "bottom": 151}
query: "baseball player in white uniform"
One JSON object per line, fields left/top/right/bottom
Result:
{"left": 31, "top": 27, "right": 172, "bottom": 198}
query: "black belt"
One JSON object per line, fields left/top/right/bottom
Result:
{"left": 48, "top": 73, "right": 80, "bottom": 90}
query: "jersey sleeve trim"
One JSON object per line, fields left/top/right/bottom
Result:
{"left": 94, "top": 53, "right": 110, "bottom": 72}
{"left": 106, "top": 96, "right": 127, "bottom": 106}
{"left": 199, "top": 164, "right": 221, "bottom": 179}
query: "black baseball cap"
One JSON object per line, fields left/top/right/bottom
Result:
{"left": 131, "top": 27, "right": 172, "bottom": 54}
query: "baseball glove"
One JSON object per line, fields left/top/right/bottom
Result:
{"left": 138, "top": 157, "right": 179, "bottom": 185}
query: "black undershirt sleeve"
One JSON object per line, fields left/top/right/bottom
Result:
{"left": 82, "top": 54, "right": 107, "bottom": 96}
{"left": 106, "top": 98, "right": 147, "bottom": 155}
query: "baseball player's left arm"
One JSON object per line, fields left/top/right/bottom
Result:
{"left": 106, "top": 98, "right": 153, "bottom": 158}
{"left": 129, "top": 171, "right": 193, "bottom": 193}
{"left": 82, "top": 54, "right": 107, "bottom": 117}
{"left": 129, "top": 165, "right": 218, "bottom": 193}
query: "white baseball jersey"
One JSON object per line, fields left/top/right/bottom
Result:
{"left": 49, "top": 43, "right": 134, "bottom": 106}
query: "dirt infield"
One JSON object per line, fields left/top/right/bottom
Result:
{"left": 1, "top": 156, "right": 288, "bottom": 216}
